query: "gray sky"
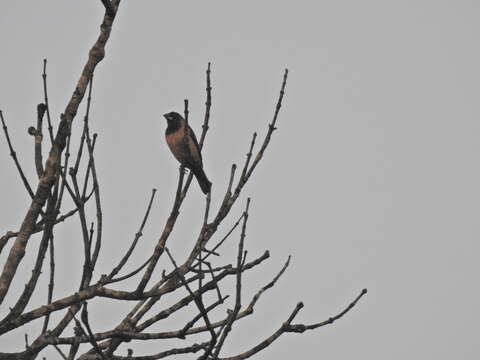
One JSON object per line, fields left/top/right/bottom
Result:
{"left": 1, "top": 0, "right": 479, "bottom": 358}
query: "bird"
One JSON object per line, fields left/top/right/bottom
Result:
{"left": 163, "top": 111, "right": 212, "bottom": 194}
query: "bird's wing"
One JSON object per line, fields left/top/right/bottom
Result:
{"left": 185, "top": 126, "right": 203, "bottom": 171}
{"left": 187, "top": 125, "right": 203, "bottom": 165}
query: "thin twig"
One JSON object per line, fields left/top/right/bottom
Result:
{"left": 69, "top": 170, "right": 93, "bottom": 290}
{"left": 85, "top": 131, "right": 102, "bottom": 269}
{"left": 0, "top": 179, "right": 58, "bottom": 325}
{"left": 72, "top": 73, "right": 94, "bottom": 177}
{"left": 107, "top": 256, "right": 153, "bottom": 285}
{"left": 196, "top": 212, "right": 244, "bottom": 266}
{"left": 218, "top": 164, "right": 237, "bottom": 217}
{"left": 179, "top": 295, "right": 229, "bottom": 338}
{"left": 164, "top": 248, "right": 216, "bottom": 337}
{"left": 184, "top": 99, "right": 189, "bottom": 125}
{"left": 67, "top": 341, "right": 80, "bottom": 360}
{"left": 206, "top": 261, "right": 223, "bottom": 301}
{"left": 213, "top": 69, "right": 289, "bottom": 229}
{"left": 0, "top": 110, "right": 35, "bottom": 199}
{"left": 33, "top": 103, "right": 47, "bottom": 178}
{"left": 81, "top": 133, "right": 97, "bottom": 201}
{"left": 239, "top": 69, "right": 288, "bottom": 188}
{"left": 218, "top": 289, "right": 367, "bottom": 360}
{"left": 81, "top": 302, "right": 107, "bottom": 360}
{"left": 199, "top": 62, "right": 212, "bottom": 148}
{"left": 42, "top": 59, "right": 54, "bottom": 144}
{"left": 42, "top": 233, "right": 56, "bottom": 333}
{"left": 53, "top": 344, "right": 68, "bottom": 360}
{"left": 135, "top": 166, "right": 184, "bottom": 294}
{"left": 179, "top": 62, "right": 213, "bottom": 200}
{"left": 0, "top": 201, "right": 88, "bottom": 256}
{"left": 213, "top": 198, "right": 250, "bottom": 358}
{"left": 199, "top": 190, "right": 212, "bottom": 298}
{"left": 82, "top": 342, "right": 209, "bottom": 360}
{"left": 217, "top": 302, "right": 303, "bottom": 360}
{"left": 239, "top": 133, "right": 257, "bottom": 183}
{"left": 285, "top": 288, "right": 368, "bottom": 333}
{"left": 0, "top": 232, "right": 16, "bottom": 255}
{"left": 108, "top": 189, "right": 156, "bottom": 280}
{"left": 165, "top": 248, "right": 217, "bottom": 360}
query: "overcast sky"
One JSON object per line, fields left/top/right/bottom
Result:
{"left": 1, "top": 1, "right": 479, "bottom": 359}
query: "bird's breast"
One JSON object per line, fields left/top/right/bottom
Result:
{"left": 165, "top": 129, "right": 187, "bottom": 163}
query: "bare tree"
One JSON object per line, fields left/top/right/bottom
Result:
{"left": 0, "top": 2, "right": 366, "bottom": 360}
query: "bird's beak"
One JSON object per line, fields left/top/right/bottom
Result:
{"left": 163, "top": 113, "right": 169, "bottom": 119}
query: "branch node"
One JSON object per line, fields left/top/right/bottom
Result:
{"left": 100, "top": 0, "right": 116, "bottom": 17}
{"left": 27, "top": 126, "right": 37, "bottom": 136}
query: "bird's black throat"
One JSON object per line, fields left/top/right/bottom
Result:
{"left": 165, "top": 119, "right": 182, "bottom": 135}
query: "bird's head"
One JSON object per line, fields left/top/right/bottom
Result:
{"left": 163, "top": 111, "right": 183, "bottom": 126}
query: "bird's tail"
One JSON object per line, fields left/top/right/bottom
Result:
{"left": 192, "top": 167, "right": 212, "bottom": 194}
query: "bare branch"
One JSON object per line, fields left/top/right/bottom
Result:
{"left": 85, "top": 131, "right": 103, "bottom": 269}
{"left": 0, "top": 0, "right": 122, "bottom": 304}
{"left": 72, "top": 72, "right": 94, "bottom": 178}
{"left": 285, "top": 288, "right": 368, "bottom": 333}
{"left": 180, "top": 295, "right": 229, "bottom": 338}
{"left": 68, "top": 342, "right": 80, "bottom": 360}
{"left": 0, "top": 110, "right": 35, "bottom": 199}
{"left": 107, "top": 256, "right": 153, "bottom": 285}
{"left": 108, "top": 189, "right": 157, "bottom": 280}
{"left": 246, "top": 255, "right": 291, "bottom": 312}
{"left": 81, "top": 133, "right": 97, "bottom": 201}
{"left": 53, "top": 344, "right": 68, "bottom": 360}
{"left": 199, "top": 62, "right": 212, "bottom": 148}
{"left": 242, "top": 69, "right": 288, "bottom": 184}
{"left": 213, "top": 198, "right": 250, "bottom": 358}
{"left": 100, "top": 0, "right": 116, "bottom": 17}
{"left": 0, "top": 191, "right": 93, "bottom": 257}
{"left": 41, "top": 233, "right": 56, "bottom": 333}
{"left": 60, "top": 252, "right": 269, "bottom": 357}
{"left": 0, "top": 178, "right": 58, "bottom": 325}
{"left": 199, "top": 212, "right": 244, "bottom": 266}
{"left": 1, "top": 252, "right": 265, "bottom": 337}
{"left": 135, "top": 167, "right": 184, "bottom": 293}
{"left": 179, "top": 62, "right": 213, "bottom": 200}
{"left": 83, "top": 342, "right": 209, "bottom": 360}
{"left": 69, "top": 170, "right": 94, "bottom": 289}
{"left": 218, "top": 302, "right": 303, "bottom": 360}
{"left": 239, "top": 133, "right": 257, "bottom": 183}
{"left": 81, "top": 303, "right": 108, "bottom": 360}
{"left": 42, "top": 59, "right": 54, "bottom": 144}
{"left": 164, "top": 247, "right": 217, "bottom": 344}
{"left": 33, "top": 103, "right": 47, "bottom": 178}
{"left": 218, "top": 289, "right": 367, "bottom": 360}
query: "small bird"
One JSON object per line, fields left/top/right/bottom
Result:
{"left": 163, "top": 111, "right": 212, "bottom": 194}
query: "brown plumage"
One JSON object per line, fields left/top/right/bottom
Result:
{"left": 164, "top": 111, "right": 212, "bottom": 194}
